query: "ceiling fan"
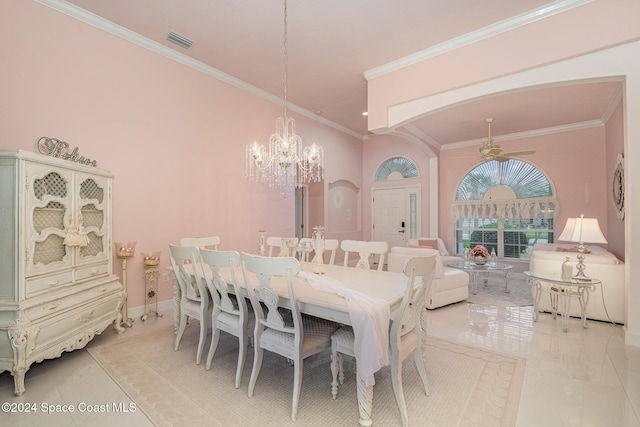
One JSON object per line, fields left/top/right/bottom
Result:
{"left": 479, "top": 117, "right": 536, "bottom": 162}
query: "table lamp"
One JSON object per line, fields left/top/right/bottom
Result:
{"left": 557, "top": 214, "right": 607, "bottom": 280}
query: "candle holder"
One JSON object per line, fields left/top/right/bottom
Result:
{"left": 312, "top": 226, "right": 325, "bottom": 274}
{"left": 114, "top": 241, "right": 136, "bottom": 328}
{"left": 141, "top": 251, "right": 162, "bottom": 321}
{"left": 258, "top": 230, "right": 267, "bottom": 256}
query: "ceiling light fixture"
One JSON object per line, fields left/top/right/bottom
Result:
{"left": 246, "top": 0, "right": 324, "bottom": 198}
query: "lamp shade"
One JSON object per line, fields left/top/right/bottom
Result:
{"left": 558, "top": 215, "right": 608, "bottom": 244}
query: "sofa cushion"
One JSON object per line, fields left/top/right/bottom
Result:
{"left": 438, "top": 268, "right": 470, "bottom": 292}
{"left": 409, "top": 244, "right": 435, "bottom": 249}
{"left": 532, "top": 243, "right": 621, "bottom": 265}
{"left": 388, "top": 247, "right": 443, "bottom": 279}
{"left": 418, "top": 238, "right": 439, "bottom": 249}
{"left": 407, "top": 237, "right": 451, "bottom": 256}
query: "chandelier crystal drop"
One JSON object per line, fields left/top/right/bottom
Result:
{"left": 245, "top": 0, "right": 324, "bottom": 197}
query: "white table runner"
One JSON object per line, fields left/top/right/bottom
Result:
{"left": 298, "top": 270, "right": 390, "bottom": 386}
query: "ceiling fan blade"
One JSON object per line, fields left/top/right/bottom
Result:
{"left": 502, "top": 150, "right": 536, "bottom": 156}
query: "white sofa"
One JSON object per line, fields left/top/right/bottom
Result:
{"left": 529, "top": 243, "right": 625, "bottom": 324}
{"left": 387, "top": 245, "right": 469, "bottom": 310}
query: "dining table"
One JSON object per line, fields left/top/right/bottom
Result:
{"left": 170, "top": 260, "right": 420, "bottom": 426}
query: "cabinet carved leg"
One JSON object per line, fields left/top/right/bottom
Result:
{"left": 113, "top": 293, "right": 126, "bottom": 334}
{"left": 9, "top": 329, "right": 28, "bottom": 396}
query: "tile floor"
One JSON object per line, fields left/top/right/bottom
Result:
{"left": 1, "top": 293, "right": 639, "bottom": 426}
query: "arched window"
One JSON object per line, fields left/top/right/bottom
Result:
{"left": 374, "top": 157, "right": 418, "bottom": 181}
{"left": 452, "top": 159, "right": 558, "bottom": 259}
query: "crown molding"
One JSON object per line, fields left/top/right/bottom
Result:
{"left": 400, "top": 124, "right": 442, "bottom": 150}
{"left": 600, "top": 83, "right": 624, "bottom": 124}
{"left": 441, "top": 119, "right": 603, "bottom": 150}
{"left": 34, "top": 0, "right": 364, "bottom": 140}
{"left": 364, "top": 0, "right": 594, "bottom": 81}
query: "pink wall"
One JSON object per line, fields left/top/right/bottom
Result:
{"left": 438, "top": 127, "right": 608, "bottom": 255}
{"left": 0, "top": 0, "right": 362, "bottom": 307}
{"left": 361, "top": 126, "right": 611, "bottom": 259}
{"left": 367, "top": 0, "right": 640, "bottom": 132}
{"left": 605, "top": 101, "right": 625, "bottom": 261}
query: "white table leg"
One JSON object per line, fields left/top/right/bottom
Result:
{"left": 577, "top": 285, "right": 594, "bottom": 329}
{"left": 559, "top": 286, "right": 571, "bottom": 332}
{"left": 356, "top": 370, "right": 373, "bottom": 426}
{"left": 528, "top": 278, "right": 541, "bottom": 322}
{"left": 469, "top": 271, "right": 479, "bottom": 294}
{"left": 504, "top": 270, "right": 510, "bottom": 292}
{"left": 171, "top": 271, "right": 180, "bottom": 333}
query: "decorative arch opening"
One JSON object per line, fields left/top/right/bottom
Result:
{"left": 374, "top": 157, "right": 418, "bottom": 181}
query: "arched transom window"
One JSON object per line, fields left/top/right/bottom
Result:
{"left": 374, "top": 157, "right": 418, "bottom": 181}
{"left": 452, "top": 159, "right": 558, "bottom": 259}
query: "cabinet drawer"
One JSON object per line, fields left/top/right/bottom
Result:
{"left": 26, "top": 271, "right": 74, "bottom": 296}
{"left": 28, "top": 291, "right": 122, "bottom": 357}
{"left": 25, "top": 278, "right": 122, "bottom": 322}
{"left": 76, "top": 263, "right": 108, "bottom": 282}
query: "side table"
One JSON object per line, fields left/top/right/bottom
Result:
{"left": 524, "top": 271, "right": 599, "bottom": 332}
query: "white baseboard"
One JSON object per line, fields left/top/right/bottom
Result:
{"left": 624, "top": 326, "right": 640, "bottom": 347}
{"left": 127, "top": 299, "right": 174, "bottom": 320}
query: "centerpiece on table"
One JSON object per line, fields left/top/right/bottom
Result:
{"left": 469, "top": 244, "right": 490, "bottom": 265}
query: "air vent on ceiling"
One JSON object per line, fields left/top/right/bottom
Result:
{"left": 166, "top": 31, "right": 194, "bottom": 49}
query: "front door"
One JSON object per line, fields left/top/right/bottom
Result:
{"left": 373, "top": 186, "right": 421, "bottom": 250}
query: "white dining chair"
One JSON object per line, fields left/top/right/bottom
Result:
{"left": 297, "top": 237, "right": 314, "bottom": 261}
{"left": 169, "top": 244, "right": 211, "bottom": 365}
{"left": 341, "top": 240, "right": 388, "bottom": 270}
{"left": 180, "top": 236, "right": 221, "bottom": 250}
{"left": 298, "top": 238, "right": 338, "bottom": 265}
{"left": 322, "top": 239, "right": 340, "bottom": 265}
{"left": 330, "top": 255, "right": 437, "bottom": 427}
{"left": 266, "top": 236, "right": 298, "bottom": 257}
{"left": 199, "top": 249, "right": 253, "bottom": 389}
{"left": 240, "top": 253, "right": 339, "bottom": 421}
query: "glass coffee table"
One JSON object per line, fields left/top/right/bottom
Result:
{"left": 448, "top": 261, "right": 513, "bottom": 295}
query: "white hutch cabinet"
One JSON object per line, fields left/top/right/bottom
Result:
{"left": 0, "top": 150, "right": 124, "bottom": 396}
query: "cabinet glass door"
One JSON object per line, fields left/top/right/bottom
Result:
{"left": 28, "top": 167, "right": 72, "bottom": 273}
{"left": 77, "top": 175, "right": 107, "bottom": 262}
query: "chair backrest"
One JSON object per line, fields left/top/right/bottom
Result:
{"left": 180, "top": 236, "right": 221, "bottom": 250}
{"left": 297, "top": 238, "right": 338, "bottom": 264}
{"left": 266, "top": 236, "right": 298, "bottom": 257}
{"left": 169, "top": 244, "right": 208, "bottom": 303}
{"left": 240, "top": 253, "right": 302, "bottom": 342}
{"left": 390, "top": 256, "right": 437, "bottom": 345}
{"left": 199, "top": 249, "right": 245, "bottom": 316}
{"left": 322, "top": 239, "right": 339, "bottom": 265}
{"left": 298, "top": 237, "right": 314, "bottom": 262}
{"left": 340, "top": 240, "right": 388, "bottom": 270}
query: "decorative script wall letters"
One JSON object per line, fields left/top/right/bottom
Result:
{"left": 35, "top": 137, "right": 97, "bottom": 167}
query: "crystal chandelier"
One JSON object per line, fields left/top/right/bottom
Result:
{"left": 246, "top": 0, "right": 324, "bottom": 197}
